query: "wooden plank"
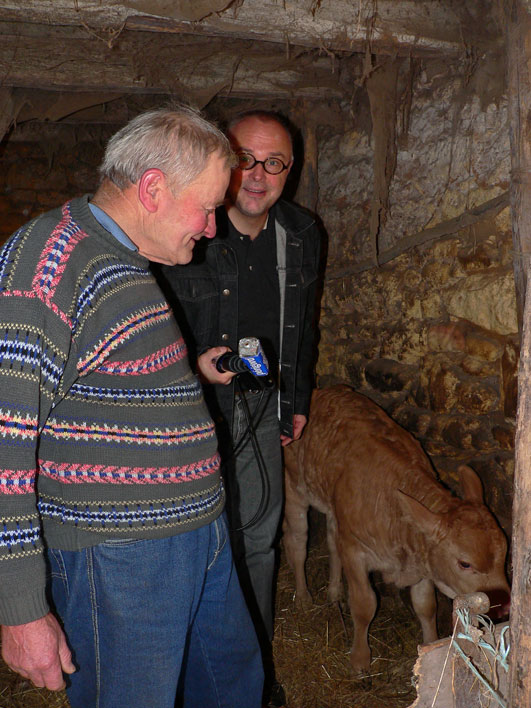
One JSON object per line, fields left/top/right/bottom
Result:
{"left": 14, "top": 90, "right": 126, "bottom": 122}
{"left": 507, "top": 3, "right": 531, "bottom": 693}
{"left": 507, "top": 0, "right": 531, "bottom": 334}
{"left": 510, "top": 273, "right": 531, "bottom": 705}
{"left": 366, "top": 56, "right": 400, "bottom": 266}
{"left": 0, "top": 89, "right": 15, "bottom": 142}
{"left": 0, "top": 25, "right": 343, "bottom": 98}
{"left": 292, "top": 101, "right": 319, "bottom": 214}
{"left": 0, "top": 88, "right": 31, "bottom": 141}
{"left": 408, "top": 638, "right": 454, "bottom": 708}
{"left": 325, "top": 192, "right": 510, "bottom": 281}
{"left": 0, "top": 0, "right": 501, "bottom": 56}
{"left": 452, "top": 597, "right": 508, "bottom": 708}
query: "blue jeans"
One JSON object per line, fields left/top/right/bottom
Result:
{"left": 225, "top": 390, "right": 283, "bottom": 645}
{"left": 47, "top": 516, "right": 263, "bottom": 708}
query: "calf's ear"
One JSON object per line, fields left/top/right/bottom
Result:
{"left": 396, "top": 490, "right": 441, "bottom": 536}
{"left": 457, "top": 465, "right": 484, "bottom": 504}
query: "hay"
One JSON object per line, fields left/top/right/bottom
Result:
{"left": 273, "top": 526, "right": 421, "bottom": 708}
{"left": 0, "top": 521, "right": 424, "bottom": 707}
{"left": 0, "top": 670, "right": 68, "bottom": 708}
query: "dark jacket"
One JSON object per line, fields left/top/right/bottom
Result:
{"left": 156, "top": 200, "right": 321, "bottom": 438}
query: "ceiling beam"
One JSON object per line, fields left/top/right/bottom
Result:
{"left": 0, "top": 23, "right": 347, "bottom": 100}
{"left": 0, "top": 0, "right": 502, "bottom": 57}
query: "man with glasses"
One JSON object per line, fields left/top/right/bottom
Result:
{"left": 156, "top": 111, "right": 321, "bottom": 708}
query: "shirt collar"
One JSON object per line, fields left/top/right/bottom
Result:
{"left": 226, "top": 205, "right": 275, "bottom": 240}
{"left": 88, "top": 202, "right": 138, "bottom": 251}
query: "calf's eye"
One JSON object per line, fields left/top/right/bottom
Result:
{"left": 458, "top": 560, "right": 471, "bottom": 569}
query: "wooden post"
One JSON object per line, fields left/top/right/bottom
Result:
{"left": 508, "top": 3, "right": 531, "bottom": 706}
{"left": 366, "top": 56, "right": 400, "bottom": 266}
{"left": 507, "top": 0, "right": 531, "bottom": 334}
{"left": 0, "top": 89, "right": 31, "bottom": 144}
{"left": 509, "top": 269, "right": 531, "bottom": 707}
{"left": 0, "top": 89, "right": 15, "bottom": 143}
{"left": 292, "top": 101, "right": 319, "bottom": 214}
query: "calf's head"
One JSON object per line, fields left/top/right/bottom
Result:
{"left": 398, "top": 465, "right": 510, "bottom": 616}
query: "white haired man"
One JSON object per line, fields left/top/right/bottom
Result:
{"left": 0, "top": 106, "right": 263, "bottom": 708}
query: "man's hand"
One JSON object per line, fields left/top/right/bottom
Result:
{"left": 280, "top": 414, "right": 307, "bottom": 447}
{"left": 197, "top": 346, "right": 236, "bottom": 385}
{"left": 1, "top": 613, "right": 76, "bottom": 691}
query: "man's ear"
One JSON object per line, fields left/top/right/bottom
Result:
{"left": 138, "top": 169, "right": 166, "bottom": 213}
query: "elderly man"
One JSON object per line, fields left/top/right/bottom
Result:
{"left": 156, "top": 110, "right": 321, "bottom": 707}
{"left": 0, "top": 106, "right": 263, "bottom": 708}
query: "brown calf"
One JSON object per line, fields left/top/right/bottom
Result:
{"left": 283, "top": 385, "right": 510, "bottom": 674}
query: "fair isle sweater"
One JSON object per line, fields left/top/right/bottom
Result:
{"left": 0, "top": 196, "right": 224, "bottom": 626}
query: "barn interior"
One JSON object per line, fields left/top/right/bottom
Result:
{"left": 0, "top": 1, "right": 528, "bottom": 706}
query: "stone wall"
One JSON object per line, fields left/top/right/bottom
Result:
{"left": 0, "top": 60, "right": 515, "bottom": 533}
{"left": 0, "top": 124, "right": 108, "bottom": 242}
{"left": 315, "top": 53, "right": 515, "bottom": 533}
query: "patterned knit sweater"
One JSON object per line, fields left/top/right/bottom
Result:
{"left": 0, "top": 196, "right": 224, "bottom": 625}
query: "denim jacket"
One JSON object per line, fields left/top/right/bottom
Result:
{"left": 156, "top": 200, "right": 321, "bottom": 438}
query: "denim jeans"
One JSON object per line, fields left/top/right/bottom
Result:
{"left": 224, "top": 390, "right": 283, "bottom": 646}
{"left": 47, "top": 516, "right": 263, "bottom": 708}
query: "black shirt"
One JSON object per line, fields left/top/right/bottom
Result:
{"left": 226, "top": 208, "right": 280, "bottom": 381}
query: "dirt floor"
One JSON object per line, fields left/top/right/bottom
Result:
{"left": 0, "top": 518, "right": 432, "bottom": 708}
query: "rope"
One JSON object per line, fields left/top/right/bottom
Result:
{"left": 449, "top": 607, "right": 510, "bottom": 708}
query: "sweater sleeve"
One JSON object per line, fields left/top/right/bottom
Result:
{"left": 0, "top": 254, "right": 71, "bottom": 625}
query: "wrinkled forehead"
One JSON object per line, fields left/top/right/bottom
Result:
{"left": 174, "top": 150, "right": 230, "bottom": 201}
{"left": 228, "top": 117, "right": 293, "bottom": 160}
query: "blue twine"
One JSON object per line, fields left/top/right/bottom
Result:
{"left": 450, "top": 608, "right": 510, "bottom": 708}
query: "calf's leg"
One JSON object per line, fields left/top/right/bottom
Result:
{"left": 325, "top": 515, "right": 343, "bottom": 603}
{"left": 282, "top": 476, "right": 312, "bottom": 606}
{"left": 340, "top": 544, "right": 376, "bottom": 674}
{"left": 410, "top": 578, "right": 438, "bottom": 644}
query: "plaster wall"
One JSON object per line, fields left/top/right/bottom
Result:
{"left": 316, "top": 55, "right": 515, "bottom": 532}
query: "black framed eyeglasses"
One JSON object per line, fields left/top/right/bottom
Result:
{"left": 235, "top": 152, "right": 290, "bottom": 175}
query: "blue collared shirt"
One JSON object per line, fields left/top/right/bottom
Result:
{"left": 88, "top": 202, "right": 137, "bottom": 251}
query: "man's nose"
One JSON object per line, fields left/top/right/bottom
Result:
{"left": 248, "top": 162, "right": 267, "bottom": 178}
{"left": 204, "top": 213, "right": 217, "bottom": 239}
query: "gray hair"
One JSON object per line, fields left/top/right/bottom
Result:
{"left": 100, "top": 105, "right": 234, "bottom": 190}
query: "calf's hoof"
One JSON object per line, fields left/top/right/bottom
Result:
{"left": 350, "top": 650, "right": 371, "bottom": 678}
{"left": 352, "top": 671, "right": 372, "bottom": 689}
{"left": 294, "top": 589, "right": 313, "bottom": 609}
{"left": 327, "top": 583, "right": 343, "bottom": 604}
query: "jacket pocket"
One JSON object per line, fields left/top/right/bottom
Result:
{"left": 170, "top": 276, "right": 218, "bottom": 303}
{"left": 301, "top": 263, "right": 317, "bottom": 288}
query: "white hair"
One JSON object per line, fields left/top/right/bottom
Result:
{"left": 100, "top": 105, "right": 234, "bottom": 190}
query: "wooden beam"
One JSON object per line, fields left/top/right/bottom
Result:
{"left": 292, "top": 101, "right": 320, "bottom": 214}
{"left": 508, "top": 11, "right": 531, "bottom": 705}
{"left": 0, "top": 23, "right": 344, "bottom": 99}
{"left": 0, "top": 88, "right": 30, "bottom": 142}
{"left": 510, "top": 267, "right": 531, "bottom": 708}
{"left": 366, "top": 56, "right": 400, "bottom": 266}
{"left": 0, "top": 89, "right": 15, "bottom": 142}
{"left": 325, "top": 192, "right": 510, "bottom": 280}
{"left": 0, "top": 0, "right": 502, "bottom": 57}
{"left": 507, "top": 12, "right": 531, "bottom": 705}
{"left": 507, "top": 1, "right": 531, "bottom": 336}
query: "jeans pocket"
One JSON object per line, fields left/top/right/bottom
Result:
{"left": 47, "top": 548, "right": 70, "bottom": 599}
{"left": 207, "top": 516, "right": 228, "bottom": 571}
{"left": 99, "top": 538, "right": 139, "bottom": 548}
